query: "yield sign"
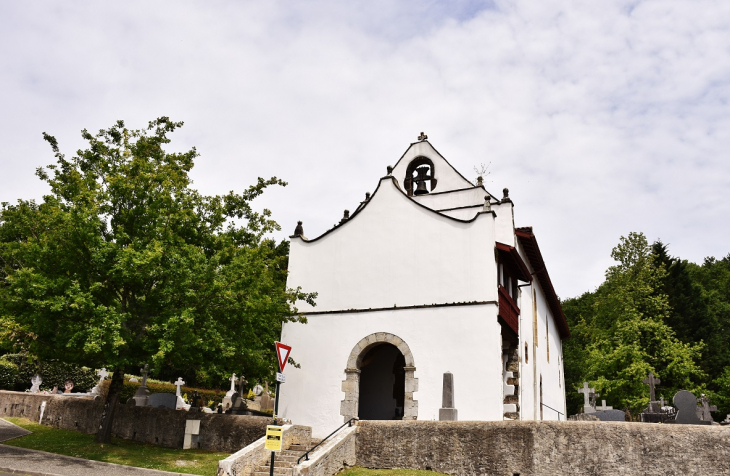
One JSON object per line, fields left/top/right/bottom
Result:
{"left": 275, "top": 342, "right": 292, "bottom": 372}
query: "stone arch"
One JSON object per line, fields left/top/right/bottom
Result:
{"left": 340, "top": 332, "right": 418, "bottom": 422}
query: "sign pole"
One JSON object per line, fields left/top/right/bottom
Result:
{"left": 269, "top": 342, "right": 291, "bottom": 476}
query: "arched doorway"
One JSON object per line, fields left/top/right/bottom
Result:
{"left": 340, "top": 332, "right": 418, "bottom": 422}
{"left": 358, "top": 344, "right": 405, "bottom": 420}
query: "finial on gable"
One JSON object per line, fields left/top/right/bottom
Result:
{"left": 294, "top": 221, "right": 304, "bottom": 236}
{"left": 418, "top": 132, "right": 428, "bottom": 141}
{"left": 340, "top": 210, "right": 350, "bottom": 224}
{"left": 501, "top": 188, "right": 512, "bottom": 204}
{"left": 387, "top": 165, "right": 393, "bottom": 175}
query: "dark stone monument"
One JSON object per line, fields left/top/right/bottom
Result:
{"left": 147, "top": 393, "right": 178, "bottom": 410}
{"left": 669, "top": 390, "right": 710, "bottom": 425}
{"left": 593, "top": 409, "right": 626, "bottom": 421}
{"left": 133, "top": 364, "right": 151, "bottom": 407}
{"left": 642, "top": 372, "right": 661, "bottom": 413}
{"left": 438, "top": 372, "right": 458, "bottom": 421}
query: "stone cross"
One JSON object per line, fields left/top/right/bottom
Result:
{"left": 30, "top": 374, "right": 42, "bottom": 393}
{"left": 97, "top": 368, "right": 109, "bottom": 383}
{"left": 418, "top": 132, "right": 428, "bottom": 141}
{"left": 596, "top": 400, "right": 613, "bottom": 411}
{"left": 91, "top": 367, "right": 109, "bottom": 395}
{"left": 174, "top": 377, "right": 186, "bottom": 397}
{"left": 237, "top": 375, "right": 247, "bottom": 395}
{"left": 643, "top": 372, "right": 661, "bottom": 412}
{"left": 578, "top": 382, "right": 596, "bottom": 413}
{"left": 698, "top": 394, "right": 717, "bottom": 422}
{"left": 140, "top": 364, "right": 149, "bottom": 387}
{"left": 230, "top": 373, "right": 237, "bottom": 392}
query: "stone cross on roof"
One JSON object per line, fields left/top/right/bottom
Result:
{"left": 643, "top": 372, "right": 661, "bottom": 412}
{"left": 578, "top": 382, "right": 596, "bottom": 413}
{"left": 418, "top": 132, "right": 428, "bottom": 141}
{"left": 140, "top": 364, "right": 149, "bottom": 387}
{"left": 174, "top": 377, "right": 186, "bottom": 397}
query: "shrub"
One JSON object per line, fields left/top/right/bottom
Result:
{"left": 0, "top": 359, "right": 18, "bottom": 390}
{"left": 0, "top": 353, "right": 97, "bottom": 392}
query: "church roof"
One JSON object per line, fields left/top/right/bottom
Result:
{"left": 515, "top": 227, "right": 570, "bottom": 339}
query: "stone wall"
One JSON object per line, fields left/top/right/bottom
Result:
{"left": 355, "top": 420, "right": 730, "bottom": 476}
{"left": 0, "top": 390, "right": 268, "bottom": 452}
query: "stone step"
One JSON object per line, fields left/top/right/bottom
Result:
{"left": 504, "top": 394, "right": 519, "bottom": 405}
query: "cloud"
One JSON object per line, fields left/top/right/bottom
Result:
{"left": 1, "top": 0, "right": 729, "bottom": 298}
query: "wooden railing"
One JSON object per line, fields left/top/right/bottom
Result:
{"left": 498, "top": 285, "right": 520, "bottom": 334}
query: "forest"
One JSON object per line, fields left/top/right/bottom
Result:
{"left": 562, "top": 232, "right": 730, "bottom": 420}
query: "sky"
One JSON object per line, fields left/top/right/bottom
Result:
{"left": 1, "top": 0, "right": 729, "bottom": 299}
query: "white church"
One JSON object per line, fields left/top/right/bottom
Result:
{"left": 279, "top": 135, "right": 569, "bottom": 436}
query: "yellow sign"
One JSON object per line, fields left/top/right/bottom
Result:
{"left": 265, "top": 425, "right": 283, "bottom": 452}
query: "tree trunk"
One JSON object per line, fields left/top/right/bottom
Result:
{"left": 95, "top": 364, "right": 125, "bottom": 443}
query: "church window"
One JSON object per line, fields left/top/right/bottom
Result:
{"left": 546, "top": 314, "right": 550, "bottom": 363}
{"left": 524, "top": 342, "right": 528, "bottom": 363}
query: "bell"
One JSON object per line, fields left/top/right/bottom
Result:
{"left": 413, "top": 166, "right": 431, "bottom": 195}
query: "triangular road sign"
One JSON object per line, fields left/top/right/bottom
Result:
{"left": 275, "top": 342, "right": 292, "bottom": 372}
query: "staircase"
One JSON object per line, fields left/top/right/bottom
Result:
{"left": 251, "top": 441, "right": 321, "bottom": 475}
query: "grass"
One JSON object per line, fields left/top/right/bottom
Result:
{"left": 1, "top": 417, "right": 228, "bottom": 476}
{"left": 339, "top": 468, "right": 448, "bottom": 475}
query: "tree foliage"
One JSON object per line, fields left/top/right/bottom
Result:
{"left": 563, "top": 232, "right": 705, "bottom": 416}
{"left": 0, "top": 117, "right": 315, "bottom": 440}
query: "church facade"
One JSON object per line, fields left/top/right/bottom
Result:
{"left": 279, "top": 137, "right": 569, "bottom": 436}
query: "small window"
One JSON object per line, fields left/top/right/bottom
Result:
{"left": 524, "top": 342, "right": 529, "bottom": 363}
{"left": 546, "top": 314, "right": 550, "bottom": 363}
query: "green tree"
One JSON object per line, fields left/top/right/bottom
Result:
{"left": 0, "top": 118, "right": 314, "bottom": 442}
{"left": 564, "top": 232, "right": 704, "bottom": 415}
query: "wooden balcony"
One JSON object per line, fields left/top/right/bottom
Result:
{"left": 498, "top": 285, "right": 520, "bottom": 335}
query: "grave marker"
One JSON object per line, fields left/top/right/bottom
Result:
{"left": 578, "top": 382, "right": 596, "bottom": 414}
{"left": 643, "top": 372, "right": 661, "bottom": 413}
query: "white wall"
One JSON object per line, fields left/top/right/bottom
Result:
{"left": 492, "top": 202, "right": 515, "bottom": 246}
{"left": 516, "top": 240, "right": 567, "bottom": 421}
{"left": 412, "top": 186, "right": 486, "bottom": 211}
{"left": 288, "top": 177, "right": 497, "bottom": 313}
{"left": 278, "top": 304, "right": 504, "bottom": 437}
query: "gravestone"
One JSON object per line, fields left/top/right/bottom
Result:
{"left": 578, "top": 382, "right": 596, "bottom": 414}
{"left": 642, "top": 372, "right": 661, "bottom": 413}
{"left": 721, "top": 414, "right": 730, "bottom": 426}
{"left": 438, "top": 372, "right": 458, "bottom": 421}
{"left": 91, "top": 368, "right": 108, "bottom": 396}
{"left": 222, "top": 374, "right": 239, "bottom": 412}
{"left": 30, "top": 374, "right": 42, "bottom": 393}
{"left": 696, "top": 394, "right": 717, "bottom": 422}
{"left": 148, "top": 393, "right": 177, "bottom": 409}
{"left": 174, "top": 377, "right": 190, "bottom": 410}
{"left": 670, "top": 390, "right": 710, "bottom": 425}
{"left": 593, "top": 409, "right": 626, "bottom": 421}
{"left": 133, "top": 364, "right": 151, "bottom": 407}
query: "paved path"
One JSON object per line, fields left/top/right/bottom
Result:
{"left": 0, "top": 419, "right": 31, "bottom": 443}
{"left": 0, "top": 419, "right": 193, "bottom": 476}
